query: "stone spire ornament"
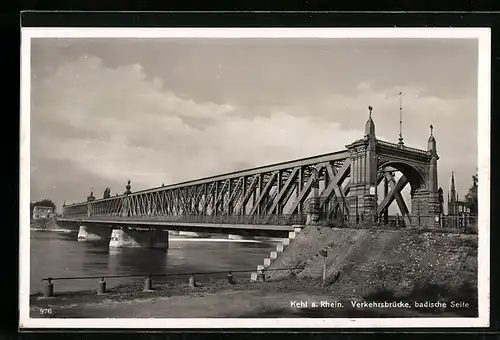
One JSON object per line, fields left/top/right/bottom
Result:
{"left": 87, "top": 188, "right": 95, "bottom": 202}
{"left": 428, "top": 124, "right": 437, "bottom": 155}
{"left": 124, "top": 179, "right": 132, "bottom": 195}
{"left": 364, "top": 106, "right": 376, "bottom": 138}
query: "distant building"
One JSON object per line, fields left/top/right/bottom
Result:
{"left": 447, "top": 172, "right": 471, "bottom": 215}
{"left": 32, "top": 206, "right": 54, "bottom": 219}
{"left": 447, "top": 172, "right": 472, "bottom": 229}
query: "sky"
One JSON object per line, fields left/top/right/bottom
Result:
{"left": 28, "top": 37, "right": 479, "bottom": 213}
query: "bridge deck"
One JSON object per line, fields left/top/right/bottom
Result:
{"left": 58, "top": 218, "right": 295, "bottom": 231}
{"left": 57, "top": 217, "right": 298, "bottom": 237}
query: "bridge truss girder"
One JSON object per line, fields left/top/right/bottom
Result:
{"left": 63, "top": 151, "right": 352, "bottom": 224}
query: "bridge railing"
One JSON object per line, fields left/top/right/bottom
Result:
{"left": 37, "top": 266, "right": 304, "bottom": 297}
{"left": 61, "top": 213, "right": 308, "bottom": 226}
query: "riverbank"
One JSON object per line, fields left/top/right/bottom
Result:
{"left": 30, "top": 225, "right": 478, "bottom": 319}
{"left": 30, "top": 275, "right": 477, "bottom": 318}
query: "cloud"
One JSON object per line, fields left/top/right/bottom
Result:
{"left": 356, "top": 82, "right": 372, "bottom": 92}
{"left": 30, "top": 54, "right": 478, "bottom": 213}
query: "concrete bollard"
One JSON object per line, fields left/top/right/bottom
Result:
{"left": 144, "top": 275, "right": 153, "bottom": 291}
{"left": 97, "top": 278, "right": 106, "bottom": 294}
{"left": 227, "top": 271, "right": 235, "bottom": 284}
{"left": 188, "top": 274, "right": 196, "bottom": 287}
{"left": 43, "top": 279, "right": 54, "bottom": 297}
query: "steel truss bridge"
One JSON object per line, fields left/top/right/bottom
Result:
{"left": 61, "top": 151, "right": 439, "bottom": 230}
{"left": 61, "top": 149, "right": 351, "bottom": 226}
{"left": 60, "top": 112, "right": 441, "bottom": 231}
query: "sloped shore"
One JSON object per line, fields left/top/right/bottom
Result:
{"left": 267, "top": 226, "right": 478, "bottom": 311}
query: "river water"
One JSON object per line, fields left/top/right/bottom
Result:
{"left": 29, "top": 230, "right": 278, "bottom": 295}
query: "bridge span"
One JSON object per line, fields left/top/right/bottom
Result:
{"left": 59, "top": 107, "right": 442, "bottom": 249}
{"left": 57, "top": 214, "right": 304, "bottom": 238}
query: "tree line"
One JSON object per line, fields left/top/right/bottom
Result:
{"left": 465, "top": 173, "right": 478, "bottom": 215}
{"left": 30, "top": 199, "right": 57, "bottom": 213}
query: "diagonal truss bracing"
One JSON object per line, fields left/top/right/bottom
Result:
{"left": 63, "top": 150, "right": 351, "bottom": 223}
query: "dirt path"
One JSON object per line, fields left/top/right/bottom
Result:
{"left": 30, "top": 279, "right": 466, "bottom": 318}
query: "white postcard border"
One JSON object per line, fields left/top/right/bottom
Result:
{"left": 19, "top": 27, "right": 491, "bottom": 329}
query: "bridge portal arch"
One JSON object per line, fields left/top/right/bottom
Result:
{"left": 378, "top": 160, "right": 427, "bottom": 197}
{"left": 345, "top": 107, "right": 440, "bottom": 226}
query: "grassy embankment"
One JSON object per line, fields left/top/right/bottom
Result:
{"left": 267, "top": 225, "right": 478, "bottom": 316}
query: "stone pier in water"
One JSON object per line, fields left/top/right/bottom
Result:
{"left": 78, "top": 225, "right": 168, "bottom": 249}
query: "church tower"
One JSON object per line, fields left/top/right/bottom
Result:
{"left": 448, "top": 171, "right": 457, "bottom": 216}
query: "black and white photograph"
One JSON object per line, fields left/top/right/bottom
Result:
{"left": 20, "top": 28, "right": 490, "bottom": 329}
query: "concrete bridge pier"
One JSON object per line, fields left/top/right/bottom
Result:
{"left": 109, "top": 227, "right": 169, "bottom": 249}
{"left": 77, "top": 225, "right": 112, "bottom": 241}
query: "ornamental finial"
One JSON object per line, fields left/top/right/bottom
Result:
{"left": 430, "top": 124, "right": 434, "bottom": 136}
{"left": 124, "top": 179, "right": 132, "bottom": 195}
{"left": 368, "top": 106, "right": 373, "bottom": 118}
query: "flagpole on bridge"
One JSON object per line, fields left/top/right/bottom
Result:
{"left": 398, "top": 91, "right": 404, "bottom": 146}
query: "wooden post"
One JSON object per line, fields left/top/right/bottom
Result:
{"left": 321, "top": 248, "right": 328, "bottom": 286}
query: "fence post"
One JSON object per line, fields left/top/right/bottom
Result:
{"left": 97, "top": 277, "right": 106, "bottom": 294}
{"left": 43, "top": 278, "right": 54, "bottom": 298}
{"left": 227, "top": 270, "right": 235, "bottom": 284}
{"left": 189, "top": 274, "right": 196, "bottom": 287}
{"left": 144, "top": 274, "right": 153, "bottom": 291}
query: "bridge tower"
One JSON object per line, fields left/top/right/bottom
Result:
{"left": 345, "top": 106, "right": 378, "bottom": 224}
{"left": 411, "top": 125, "right": 441, "bottom": 226}
{"left": 345, "top": 107, "right": 441, "bottom": 226}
